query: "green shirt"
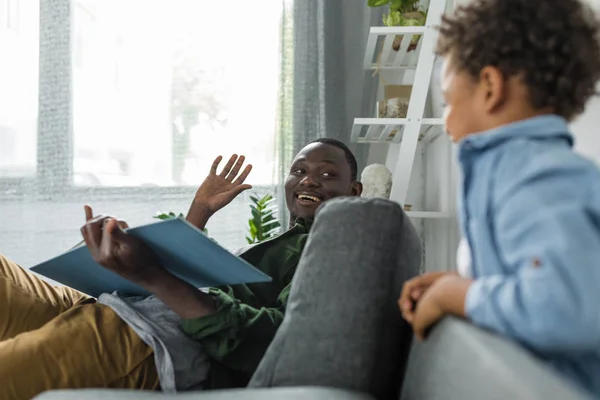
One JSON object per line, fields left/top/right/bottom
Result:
{"left": 180, "top": 219, "right": 312, "bottom": 389}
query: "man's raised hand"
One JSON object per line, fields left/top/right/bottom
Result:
{"left": 186, "top": 154, "right": 252, "bottom": 231}
{"left": 194, "top": 154, "right": 253, "bottom": 214}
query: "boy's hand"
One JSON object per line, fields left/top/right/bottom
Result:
{"left": 411, "top": 284, "right": 445, "bottom": 341}
{"left": 399, "top": 271, "right": 453, "bottom": 323}
{"left": 410, "top": 275, "right": 472, "bottom": 341}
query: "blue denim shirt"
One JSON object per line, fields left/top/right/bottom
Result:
{"left": 458, "top": 115, "right": 600, "bottom": 397}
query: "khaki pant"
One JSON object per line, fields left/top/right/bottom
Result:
{"left": 0, "top": 254, "right": 159, "bottom": 400}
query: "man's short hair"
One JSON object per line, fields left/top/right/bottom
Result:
{"left": 310, "top": 138, "right": 358, "bottom": 181}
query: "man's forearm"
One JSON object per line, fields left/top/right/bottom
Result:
{"left": 144, "top": 270, "right": 217, "bottom": 319}
{"left": 186, "top": 200, "right": 213, "bottom": 231}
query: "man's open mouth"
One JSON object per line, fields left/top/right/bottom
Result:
{"left": 296, "top": 194, "right": 323, "bottom": 203}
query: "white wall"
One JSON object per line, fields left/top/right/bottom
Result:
{"left": 572, "top": 97, "right": 600, "bottom": 162}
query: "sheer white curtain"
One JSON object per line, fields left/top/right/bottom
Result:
{"left": 0, "top": 0, "right": 286, "bottom": 267}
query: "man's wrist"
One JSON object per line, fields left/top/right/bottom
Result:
{"left": 146, "top": 271, "right": 217, "bottom": 318}
{"left": 186, "top": 200, "right": 213, "bottom": 230}
{"left": 137, "top": 265, "right": 174, "bottom": 291}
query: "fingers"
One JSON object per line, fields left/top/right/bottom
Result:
{"left": 399, "top": 280, "right": 419, "bottom": 318}
{"left": 400, "top": 302, "right": 416, "bottom": 324}
{"left": 412, "top": 309, "right": 430, "bottom": 342}
{"left": 84, "top": 205, "right": 94, "bottom": 222}
{"left": 210, "top": 155, "right": 223, "bottom": 175}
{"left": 230, "top": 184, "right": 253, "bottom": 197}
{"left": 219, "top": 154, "right": 238, "bottom": 178}
{"left": 101, "top": 218, "right": 129, "bottom": 253}
{"left": 80, "top": 215, "right": 113, "bottom": 254}
{"left": 100, "top": 218, "right": 118, "bottom": 260}
{"left": 225, "top": 155, "right": 246, "bottom": 182}
{"left": 117, "top": 220, "right": 129, "bottom": 230}
{"left": 400, "top": 278, "right": 429, "bottom": 323}
{"left": 232, "top": 164, "right": 253, "bottom": 185}
{"left": 414, "top": 324, "right": 425, "bottom": 342}
{"left": 411, "top": 288, "right": 423, "bottom": 300}
{"left": 99, "top": 218, "right": 134, "bottom": 270}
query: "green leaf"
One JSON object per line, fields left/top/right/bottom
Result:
{"left": 368, "top": 0, "right": 391, "bottom": 7}
{"left": 246, "top": 192, "right": 282, "bottom": 243}
{"left": 154, "top": 211, "right": 185, "bottom": 220}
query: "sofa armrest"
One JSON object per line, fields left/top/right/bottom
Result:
{"left": 34, "top": 388, "right": 374, "bottom": 400}
{"left": 400, "top": 317, "right": 593, "bottom": 400}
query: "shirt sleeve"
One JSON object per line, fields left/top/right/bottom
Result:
{"left": 465, "top": 156, "right": 600, "bottom": 354}
{"left": 180, "top": 284, "right": 291, "bottom": 373}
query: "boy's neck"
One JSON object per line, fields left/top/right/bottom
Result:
{"left": 463, "top": 107, "right": 556, "bottom": 142}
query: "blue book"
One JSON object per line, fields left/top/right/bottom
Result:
{"left": 31, "top": 217, "right": 272, "bottom": 298}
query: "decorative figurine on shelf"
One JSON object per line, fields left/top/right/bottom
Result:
{"left": 360, "top": 163, "right": 393, "bottom": 199}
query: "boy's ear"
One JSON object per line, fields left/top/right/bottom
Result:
{"left": 479, "top": 66, "right": 506, "bottom": 113}
{"left": 351, "top": 181, "right": 363, "bottom": 197}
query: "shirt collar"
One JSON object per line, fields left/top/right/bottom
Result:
{"left": 292, "top": 217, "right": 314, "bottom": 233}
{"left": 458, "top": 114, "right": 573, "bottom": 154}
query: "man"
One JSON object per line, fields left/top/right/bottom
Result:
{"left": 0, "top": 138, "right": 362, "bottom": 399}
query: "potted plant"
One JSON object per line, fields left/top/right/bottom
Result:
{"left": 368, "top": 0, "right": 427, "bottom": 52}
{"left": 246, "top": 194, "right": 281, "bottom": 244}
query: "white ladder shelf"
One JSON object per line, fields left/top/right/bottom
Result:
{"left": 351, "top": 0, "right": 448, "bottom": 212}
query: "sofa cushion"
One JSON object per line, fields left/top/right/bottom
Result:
{"left": 248, "top": 198, "right": 422, "bottom": 399}
{"left": 34, "top": 387, "right": 374, "bottom": 400}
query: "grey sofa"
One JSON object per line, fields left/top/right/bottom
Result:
{"left": 33, "top": 199, "right": 593, "bottom": 400}
{"left": 36, "top": 318, "right": 592, "bottom": 400}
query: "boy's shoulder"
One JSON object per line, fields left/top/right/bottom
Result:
{"left": 498, "top": 136, "right": 598, "bottom": 176}
{"left": 493, "top": 138, "right": 600, "bottom": 200}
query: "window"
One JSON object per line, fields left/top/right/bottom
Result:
{"left": 72, "top": 0, "right": 282, "bottom": 187}
{"left": 0, "top": 0, "right": 38, "bottom": 179}
{"left": 0, "top": 0, "right": 285, "bottom": 266}
{"left": 0, "top": 0, "right": 20, "bottom": 32}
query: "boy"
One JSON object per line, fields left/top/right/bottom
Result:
{"left": 398, "top": 0, "right": 600, "bottom": 396}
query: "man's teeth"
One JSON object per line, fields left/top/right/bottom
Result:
{"left": 298, "top": 195, "right": 321, "bottom": 202}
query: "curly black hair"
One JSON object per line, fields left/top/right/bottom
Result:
{"left": 436, "top": 0, "right": 600, "bottom": 121}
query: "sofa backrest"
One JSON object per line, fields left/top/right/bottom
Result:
{"left": 249, "top": 198, "right": 421, "bottom": 400}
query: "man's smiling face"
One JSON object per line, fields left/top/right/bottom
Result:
{"left": 284, "top": 142, "right": 361, "bottom": 221}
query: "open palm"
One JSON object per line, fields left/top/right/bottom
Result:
{"left": 194, "top": 154, "right": 253, "bottom": 214}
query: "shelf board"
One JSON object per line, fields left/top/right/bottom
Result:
{"left": 364, "top": 26, "right": 429, "bottom": 70}
{"left": 351, "top": 118, "right": 445, "bottom": 144}
{"left": 405, "top": 211, "right": 452, "bottom": 219}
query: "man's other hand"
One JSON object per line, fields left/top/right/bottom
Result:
{"left": 81, "top": 205, "right": 167, "bottom": 289}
